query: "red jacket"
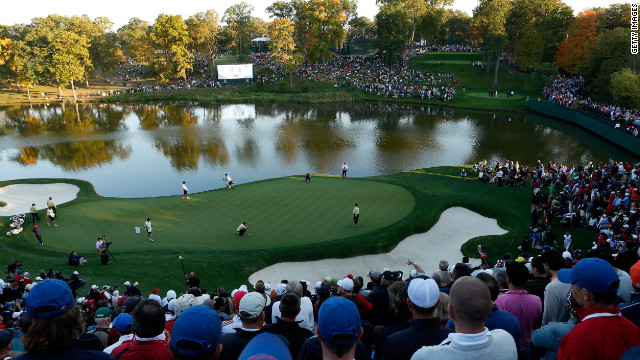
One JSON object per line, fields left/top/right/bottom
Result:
{"left": 111, "top": 339, "right": 172, "bottom": 360}
{"left": 557, "top": 306, "right": 640, "bottom": 360}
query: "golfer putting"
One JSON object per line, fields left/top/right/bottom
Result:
{"left": 237, "top": 222, "right": 248, "bottom": 236}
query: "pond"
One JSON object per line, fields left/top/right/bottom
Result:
{"left": 0, "top": 102, "right": 634, "bottom": 197}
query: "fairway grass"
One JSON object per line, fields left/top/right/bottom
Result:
{"left": 0, "top": 167, "right": 597, "bottom": 293}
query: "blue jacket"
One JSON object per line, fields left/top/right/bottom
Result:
{"left": 531, "top": 318, "right": 579, "bottom": 360}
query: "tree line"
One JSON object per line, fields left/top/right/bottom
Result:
{"left": 0, "top": 1, "right": 637, "bottom": 107}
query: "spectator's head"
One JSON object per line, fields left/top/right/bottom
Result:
{"left": 448, "top": 277, "right": 493, "bottom": 333}
{"left": 389, "top": 280, "right": 408, "bottom": 313}
{"left": 439, "top": 260, "right": 449, "bottom": 270}
{"left": 407, "top": 278, "right": 440, "bottom": 318}
{"left": 431, "top": 272, "right": 444, "bottom": 287}
{"left": 279, "top": 293, "right": 301, "bottom": 320}
{"left": 317, "top": 297, "right": 362, "bottom": 359}
{"left": 542, "top": 250, "right": 565, "bottom": 272}
{"left": 21, "top": 279, "right": 83, "bottom": 352}
{"left": 254, "top": 280, "right": 265, "bottom": 294}
{"left": 132, "top": 299, "right": 166, "bottom": 338}
{"left": 433, "top": 292, "right": 450, "bottom": 324}
{"left": 476, "top": 272, "right": 500, "bottom": 301}
{"left": 369, "top": 270, "right": 382, "bottom": 285}
{"left": 94, "top": 307, "right": 111, "bottom": 327}
{"left": 239, "top": 292, "right": 266, "bottom": 326}
{"left": 0, "top": 329, "right": 17, "bottom": 355}
{"left": 113, "top": 313, "right": 134, "bottom": 335}
{"left": 462, "top": 256, "right": 470, "bottom": 264}
{"left": 338, "top": 278, "right": 354, "bottom": 294}
{"left": 558, "top": 258, "right": 620, "bottom": 307}
{"left": 171, "top": 305, "right": 223, "bottom": 360}
{"left": 530, "top": 256, "right": 546, "bottom": 277}
{"left": 505, "top": 262, "right": 529, "bottom": 288}
{"left": 452, "top": 263, "right": 472, "bottom": 281}
{"left": 238, "top": 333, "right": 292, "bottom": 360}
{"left": 382, "top": 270, "right": 402, "bottom": 285}
{"left": 630, "top": 260, "right": 640, "bottom": 291}
{"left": 285, "top": 281, "right": 303, "bottom": 298}
{"left": 175, "top": 294, "right": 197, "bottom": 316}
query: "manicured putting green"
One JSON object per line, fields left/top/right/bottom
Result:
{"left": 38, "top": 176, "right": 415, "bottom": 253}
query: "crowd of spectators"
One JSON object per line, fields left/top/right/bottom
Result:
{"left": 543, "top": 75, "right": 640, "bottom": 137}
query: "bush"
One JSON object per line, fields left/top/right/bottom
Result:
{"left": 0, "top": 201, "right": 6, "bottom": 207}
{"left": 276, "top": 81, "right": 288, "bottom": 94}
{"left": 255, "top": 82, "right": 265, "bottom": 93}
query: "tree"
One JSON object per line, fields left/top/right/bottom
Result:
{"left": 186, "top": 10, "right": 220, "bottom": 76}
{"left": 439, "top": 10, "right": 472, "bottom": 45}
{"left": 90, "top": 32, "right": 125, "bottom": 80}
{"left": 149, "top": 14, "right": 194, "bottom": 84}
{"left": 267, "top": 0, "right": 297, "bottom": 19}
{"left": 581, "top": 27, "right": 632, "bottom": 98}
{"left": 554, "top": 10, "right": 598, "bottom": 74}
{"left": 610, "top": 68, "right": 640, "bottom": 109}
{"left": 348, "top": 16, "right": 374, "bottom": 38}
{"left": 532, "top": 62, "right": 558, "bottom": 90}
{"left": 596, "top": 4, "right": 631, "bottom": 32}
{"left": 117, "top": 18, "right": 153, "bottom": 59}
{"left": 223, "top": 2, "right": 255, "bottom": 60}
{"left": 378, "top": 0, "right": 452, "bottom": 44}
{"left": 375, "top": 5, "right": 411, "bottom": 64}
{"left": 513, "top": 22, "right": 544, "bottom": 70}
{"left": 303, "top": 0, "right": 347, "bottom": 63}
{"left": 269, "top": 18, "right": 302, "bottom": 88}
{"left": 473, "top": 0, "right": 512, "bottom": 84}
{"left": 0, "top": 38, "right": 36, "bottom": 99}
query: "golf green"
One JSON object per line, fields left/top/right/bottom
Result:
{"left": 30, "top": 176, "right": 415, "bottom": 253}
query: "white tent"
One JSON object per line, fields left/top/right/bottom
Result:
{"left": 251, "top": 37, "right": 271, "bottom": 42}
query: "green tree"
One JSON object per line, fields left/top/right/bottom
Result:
{"left": 91, "top": 32, "right": 125, "bottom": 81}
{"left": 581, "top": 27, "right": 632, "bottom": 98}
{"left": 149, "top": 14, "right": 194, "bottom": 84}
{"left": 186, "top": 10, "right": 220, "bottom": 76}
{"left": 0, "top": 38, "right": 36, "bottom": 99}
{"left": 473, "top": 0, "right": 512, "bottom": 84}
{"left": 349, "top": 16, "right": 374, "bottom": 38}
{"left": 375, "top": 5, "right": 411, "bottom": 64}
{"left": 269, "top": 18, "right": 302, "bottom": 88}
{"left": 596, "top": 4, "right": 631, "bottom": 32}
{"left": 304, "top": 0, "right": 347, "bottom": 63}
{"left": 513, "top": 22, "right": 544, "bottom": 70}
{"left": 223, "top": 2, "right": 255, "bottom": 60}
{"left": 532, "top": 62, "right": 558, "bottom": 90}
{"left": 378, "top": 0, "right": 452, "bottom": 44}
{"left": 610, "top": 68, "right": 640, "bottom": 109}
{"left": 439, "top": 10, "right": 472, "bottom": 44}
{"left": 117, "top": 18, "right": 153, "bottom": 59}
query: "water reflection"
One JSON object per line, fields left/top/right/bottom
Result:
{"left": 0, "top": 102, "right": 634, "bottom": 197}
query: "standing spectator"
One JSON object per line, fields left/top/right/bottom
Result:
{"left": 46, "top": 197, "right": 57, "bottom": 216}
{"left": 181, "top": 181, "right": 190, "bottom": 200}
{"left": 411, "top": 277, "right": 518, "bottom": 359}
{"left": 219, "top": 292, "right": 269, "bottom": 360}
{"left": 170, "top": 305, "right": 223, "bottom": 360}
{"left": 32, "top": 224, "right": 43, "bottom": 246}
{"left": 29, "top": 204, "right": 40, "bottom": 224}
{"left": 432, "top": 260, "right": 452, "bottom": 286}
{"left": 556, "top": 258, "right": 640, "bottom": 359}
{"left": 111, "top": 299, "right": 171, "bottom": 360}
{"left": 271, "top": 282, "right": 314, "bottom": 332}
{"left": 264, "top": 293, "right": 313, "bottom": 359}
{"left": 532, "top": 290, "right": 580, "bottom": 360}
{"left": 14, "top": 279, "right": 114, "bottom": 360}
{"left": 524, "top": 256, "right": 550, "bottom": 306}
{"left": 186, "top": 273, "right": 200, "bottom": 289}
{"left": 494, "top": 262, "right": 542, "bottom": 358}
{"left": 144, "top": 218, "right": 153, "bottom": 242}
{"left": 317, "top": 297, "right": 362, "bottom": 360}
{"left": 378, "top": 278, "right": 453, "bottom": 360}
{"left": 353, "top": 203, "right": 360, "bottom": 227}
{"left": 542, "top": 251, "right": 571, "bottom": 325}
{"left": 104, "top": 313, "right": 135, "bottom": 355}
{"left": 341, "top": 163, "right": 349, "bottom": 179}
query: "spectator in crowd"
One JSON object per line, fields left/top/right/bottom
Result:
{"left": 0, "top": 328, "right": 18, "bottom": 359}
{"left": 104, "top": 313, "right": 135, "bottom": 355}
{"left": 270, "top": 281, "right": 314, "bottom": 332}
{"left": 542, "top": 250, "right": 571, "bottom": 325}
{"left": 377, "top": 278, "right": 453, "bottom": 360}
{"left": 186, "top": 272, "right": 200, "bottom": 289}
{"left": 264, "top": 293, "right": 313, "bottom": 359}
{"left": 494, "top": 262, "right": 542, "bottom": 358}
{"left": 556, "top": 258, "right": 640, "bottom": 359}
{"left": 111, "top": 299, "right": 171, "bottom": 360}
{"left": 315, "top": 296, "right": 362, "bottom": 360}
{"left": 14, "top": 279, "right": 114, "bottom": 360}
{"left": 524, "top": 256, "right": 550, "bottom": 305}
{"left": 620, "top": 259, "right": 640, "bottom": 327}
{"left": 432, "top": 260, "right": 451, "bottom": 285}
{"left": 88, "top": 307, "right": 112, "bottom": 349}
{"left": 532, "top": 289, "right": 580, "bottom": 360}
{"left": 238, "top": 333, "right": 292, "bottom": 360}
{"left": 170, "top": 305, "right": 223, "bottom": 360}
{"left": 411, "top": 276, "right": 518, "bottom": 359}
{"left": 220, "top": 292, "right": 273, "bottom": 360}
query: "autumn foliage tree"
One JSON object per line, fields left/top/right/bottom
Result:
{"left": 554, "top": 9, "right": 598, "bottom": 74}
{"left": 268, "top": 18, "right": 302, "bottom": 88}
{"left": 304, "top": 0, "right": 346, "bottom": 63}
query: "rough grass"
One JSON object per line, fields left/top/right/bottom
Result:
{"left": 0, "top": 168, "right": 597, "bottom": 294}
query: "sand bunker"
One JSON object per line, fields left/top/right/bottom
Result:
{"left": 0, "top": 183, "right": 80, "bottom": 216}
{"left": 249, "top": 207, "right": 507, "bottom": 287}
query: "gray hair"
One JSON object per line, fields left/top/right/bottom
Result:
{"left": 285, "top": 281, "right": 303, "bottom": 297}
{"left": 439, "top": 260, "right": 449, "bottom": 269}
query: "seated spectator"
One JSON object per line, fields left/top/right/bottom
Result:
{"left": 14, "top": 279, "right": 114, "bottom": 360}
{"left": 170, "top": 305, "right": 223, "bottom": 360}
{"left": 68, "top": 252, "right": 86, "bottom": 266}
{"left": 111, "top": 299, "right": 172, "bottom": 360}
{"left": 556, "top": 258, "right": 640, "bottom": 359}
{"left": 104, "top": 313, "right": 135, "bottom": 355}
{"left": 377, "top": 278, "right": 452, "bottom": 360}
{"left": 411, "top": 277, "right": 518, "bottom": 359}
{"left": 264, "top": 293, "right": 313, "bottom": 359}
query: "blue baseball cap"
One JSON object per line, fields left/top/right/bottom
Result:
{"left": 113, "top": 313, "right": 134, "bottom": 333}
{"left": 558, "top": 258, "right": 620, "bottom": 293}
{"left": 170, "top": 305, "right": 222, "bottom": 357}
{"left": 26, "top": 279, "right": 75, "bottom": 319}
{"left": 238, "top": 333, "right": 292, "bottom": 360}
{"left": 318, "top": 297, "right": 361, "bottom": 346}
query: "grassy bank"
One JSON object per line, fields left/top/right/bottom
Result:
{"left": 0, "top": 167, "right": 596, "bottom": 294}
{"left": 2, "top": 53, "right": 537, "bottom": 111}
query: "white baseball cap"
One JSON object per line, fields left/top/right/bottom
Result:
{"left": 407, "top": 278, "right": 439, "bottom": 308}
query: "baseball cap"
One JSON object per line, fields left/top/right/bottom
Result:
{"left": 383, "top": 271, "right": 402, "bottom": 282}
{"left": 171, "top": 305, "right": 222, "bottom": 357}
{"left": 233, "top": 291, "right": 247, "bottom": 312}
{"left": 318, "top": 297, "right": 361, "bottom": 345}
{"left": 26, "top": 279, "right": 75, "bottom": 319}
{"left": 123, "top": 296, "right": 141, "bottom": 313}
{"left": 152, "top": 288, "right": 160, "bottom": 294}
{"left": 113, "top": 313, "right": 134, "bottom": 332}
{"left": 339, "top": 278, "right": 354, "bottom": 291}
{"left": 73, "top": 271, "right": 79, "bottom": 275}
{"left": 124, "top": 281, "right": 131, "bottom": 286}
{"left": 630, "top": 260, "right": 640, "bottom": 289}
{"left": 175, "top": 294, "right": 197, "bottom": 316}
{"left": 0, "top": 328, "right": 18, "bottom": 349}
{"left": 239, "top": 333, "right": 292, "bottom": 360}
{"left": 562, "top": 251, "right": 572, "bottom": 260}
{"left": 95, "top": 307, "right": 111, "bottom": 319}
{"left": 407, "top": 278, "right": 440, "bottom": 308}
{"left": 274, "top": 284, "right": 286, "bottom": 296}
{"left": 239, "top": 292, "right": 266, "bottom": 320}
{"left": 369, "top": 270, "right": 382, "bottom": 281}
{"left": 166, "top": 290, "right": 177, "bottom": 300}
{"left": 558, "top": 258, "right": 620, "bottom": 293}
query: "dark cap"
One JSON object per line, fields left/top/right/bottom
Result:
{"left": 0, "top": 328, "right": 18, "bottom": 349}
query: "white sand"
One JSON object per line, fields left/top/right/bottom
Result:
{"left": 248, "top": 207, "right": 507, "bottom": 287}
{"left": 0, "top": 183, "right": 80, "bottom": 216}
